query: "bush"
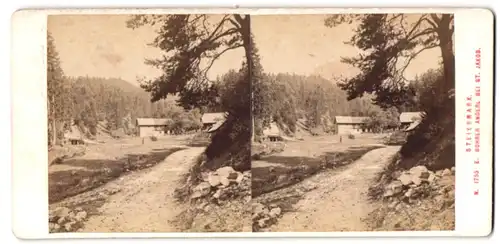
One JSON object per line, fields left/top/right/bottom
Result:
{"left": 399, "top": 68, "right": 455, "bottom": 170}
{"left": 204, "top": 114, "right": 251, "bottom": 172}
{"left": 150, "top": 135, "right": 158, "bottom": 141}
{"left": 348, "top": 134, "right": 355, "bottom": 139}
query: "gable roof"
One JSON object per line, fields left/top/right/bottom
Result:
{"left": 404, "top": 120, "right": 422, "bottom": 132}
{"left": 136, "top": 118, "right": 172, "bottom": 126}
{"left": 400, "top": 112, "right": 424, "bottom": 123}
{"left": 334, "top": 116, "right": 369, "bottom": 124}
{"left": 202, "top": 112, "right": 227, "bottom": 124}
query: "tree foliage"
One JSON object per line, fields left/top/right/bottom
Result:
{"left": 325, "top": 14, "right": 454, "bottom": 109}
{"left": 205, "top": 61, "right": 251, "bottom": 171}
{"left": 127, "top": 14, "right": 253, "bottom": 170}
{"left": 400, "top": 67, "right": 455, "bottom": 169}
{"left": 126, "top": 14, "right": 251, "bottom": 106}
{"left": 253, "top": 72, "right": 383, "bottom": 135}
{"left": 408, "top": 68, "right": 446, "bottom": 112}
{"left": 363, "top": 107, "right": 401, "bottom": 133}
{"left": 47, "top": 73, "right": 207, "bottom": 141}
{"left": 47, "top": 32, "right": 71, "bottom": 146}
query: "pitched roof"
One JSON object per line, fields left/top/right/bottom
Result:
{"left": 404, "top": 120, "right": 422, "bottom": 132}
{"left": 207, "top": 119, "right": 225, "bottom": 133}
{"left": 202, "top": 112, "right": 227, "bottom": 124}
{"left": 334, "top": 116, "right": 369, "bottom": 124}
{"left": 136, "top": 118, "right": 172, "bottom": 126}
{"left": 400, "top": 112, "right": 424, "bottom": 123}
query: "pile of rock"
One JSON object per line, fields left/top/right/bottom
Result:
{"left": 190, "top": 166, "right": 251, "bottom": 203}
{"left": 252, "top": 202, "right": 282, "bottom": 231}
{"left": 177, "top": 166, "right": 252, "bottom": 232}
{"left": 48, "top": 207, "right": 88, "bottom": 233}
{"left": 382, "top": 165, "right": 455, "bottom": 208}
{"left": 367, "top": 165, "right": 456, "bottom": 231}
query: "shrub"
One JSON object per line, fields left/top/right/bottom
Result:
{"left": 348, "top": 134, "right": 355, "bottom": 140}
{"left": 150, "top": 135, "right": 158, "bottom": 141}
{"left": 204, "top": 114, "right": 251, "bottom": 172}
{"left": 399, "top": 68, "right": 455, "bottom": 170}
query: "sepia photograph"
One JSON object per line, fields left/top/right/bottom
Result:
{"left": 9, "top": 8, "right": 492, "bottom": 238}
{"left": 250, "top": 13, "right": 456, "bottom": 232}
{"left": 47, "top": 14, "right": 252, "bottom": 233}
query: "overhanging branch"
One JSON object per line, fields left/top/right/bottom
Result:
{"left": 398, "top": 43, "right": 439, "bottom": 80}
{"left": 422, "top": 17, "right": 438, "bottom": 30}
{"left": 202, "top": 44, "right": 244, "bottom": 82}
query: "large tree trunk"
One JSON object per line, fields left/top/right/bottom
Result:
{"left": 239, "top": 15, "right": 255, "bottom": 143}
{"left": 437, "top": 14, "right": 455, "bottom": 97}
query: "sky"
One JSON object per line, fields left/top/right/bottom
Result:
{"left": 48, "top": 14, "right": 244, "bottom": 86}
{"left": 252, "top": 14, "right": 442, "bottom": 80}
{"left": 48, "top": 14, "right": 443, "bottom": 86}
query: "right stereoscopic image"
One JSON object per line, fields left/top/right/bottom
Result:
{"left": 46, "top": 12, "right": 455, "bottom": 234}
{"left": 250, "top": 13, "right": 455, "bottom": 232}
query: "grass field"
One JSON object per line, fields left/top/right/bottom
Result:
{"left": 252, "top": 134, "right": 387, "bottom": 197}
{"left": 48, "top": 135, "right": 194, "bottom": 204}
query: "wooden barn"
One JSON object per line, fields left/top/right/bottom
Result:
{"left": 136, "top": 118, "right": 171, "bottom": 138}
{"left": 334, "top": 116, "right": 369, "bottom": 135}
{"left": 201, "top": 112, "right": 227, "bottom": 131}
{"left": 399, "top": 112, "right": 424, "bottom": 129}
{"left": 207, "top": 119, "right": 225, "bottom": 134}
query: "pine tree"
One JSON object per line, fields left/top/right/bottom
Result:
{"left": 47, "top": 32, "right": 68, "bottom": 146}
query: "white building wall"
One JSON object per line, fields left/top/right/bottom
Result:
{"left": 138, "top": 126, "right": 165, "bottom": 137}
{"left": 337, "top": 124, "right": 363, "bottom": 135}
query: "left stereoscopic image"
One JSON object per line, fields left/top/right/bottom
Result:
{"left": 45, "top": 12, "right": 457, "bottom": 234}
{"left": 47, "top": 14, "right": 252, "bottom": 233}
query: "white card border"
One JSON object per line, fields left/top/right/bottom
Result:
{"left": 10, "top": 8, "right": 494, "bottom": 239}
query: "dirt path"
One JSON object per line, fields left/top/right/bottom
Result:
{"left": 269, "top": 146, "right": 400, "bottom": 232}
{"left": 78, "top": 147, "right": 205, "bottom": 232}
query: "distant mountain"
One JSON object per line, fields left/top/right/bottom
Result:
{"left": 69, "top": 76, "right": 179, "bottom": 102}
{"left": 102, "top": 78, "right": 148, "bottom": 95}
{"left": 312, "top": 59, "right": 360, "bottom": 83}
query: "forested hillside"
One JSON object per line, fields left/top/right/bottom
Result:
{"left": 47, "top": 32, "right": 206, "bottom": 145}
{"left": 250, "top": 69, "right": 440, "bottom": 137}
{"left": 253, "top": 72, "right": 385, "bottom": 135}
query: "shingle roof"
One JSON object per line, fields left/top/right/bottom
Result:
{"left": 136, "top": 118, "right": 172, "bottom": 126}
{"left": 334, "top": 116, "right": 370, "bottom": 124}
{"left": 202, "top": 112, "right": 227, "bottom": 124}
{"left": 399, "top": 112, "right": 424, "bottom": 123}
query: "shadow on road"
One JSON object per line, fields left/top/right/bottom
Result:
{"left": 49, "top": 147, "right": 186, "bottom": 204}
{"left": 252, "top": 145, "right": 384, "bottom": 197}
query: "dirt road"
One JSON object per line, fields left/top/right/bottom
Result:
{"left": 269, "top": 146, "right": 400, "bottom": 232}
{"left": 78, "top": 147, "right": 205, "bottom": 232}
